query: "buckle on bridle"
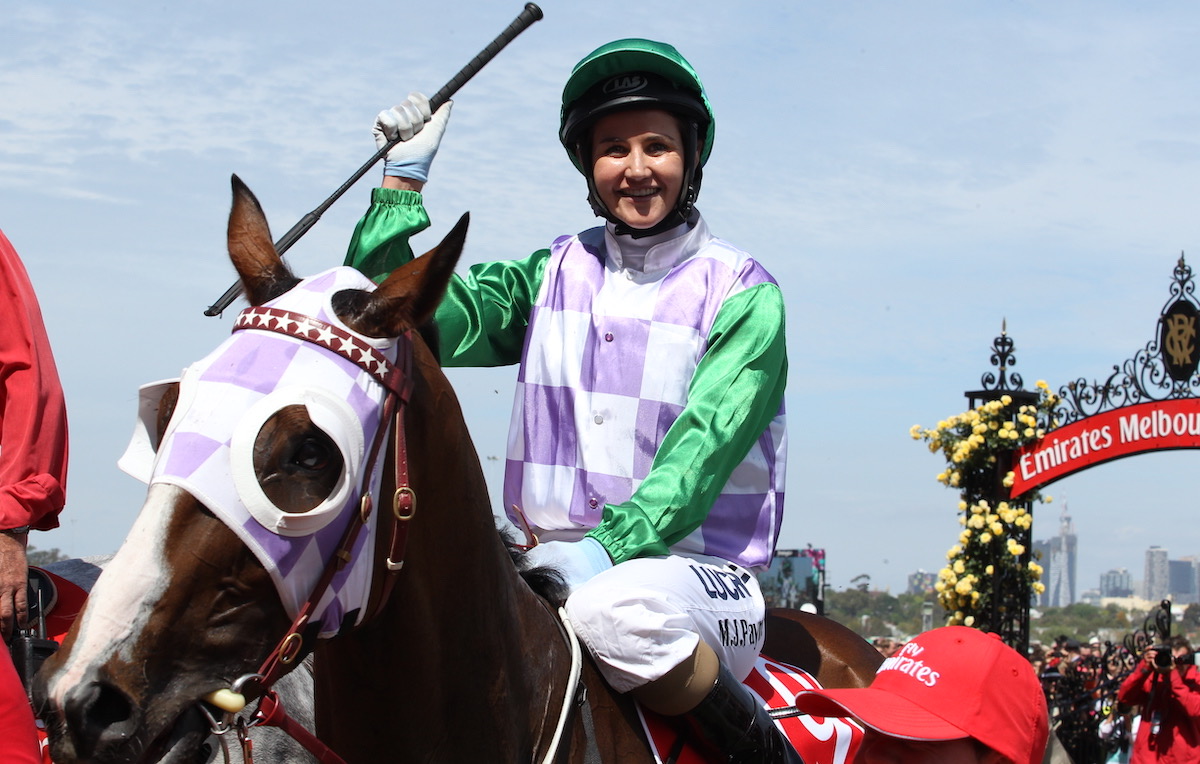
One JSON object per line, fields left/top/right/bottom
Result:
{"left": 393, "top": 486, "right": 416, "bottom": 520}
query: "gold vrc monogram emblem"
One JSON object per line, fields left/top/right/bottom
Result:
{"left": 1161, "top": 300, "right": 1200, "bottom": 381}
{"left": 1165, "top": 314, "right": 1196, "bottom": 365}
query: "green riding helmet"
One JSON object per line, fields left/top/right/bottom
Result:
{"left": 559, "top": 39, "right": 715, "bottom": 233}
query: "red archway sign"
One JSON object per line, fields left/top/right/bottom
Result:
{"left": 1011, "top": 398, "right": 1200, "bottom": 496}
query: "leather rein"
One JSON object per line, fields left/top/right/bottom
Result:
{"left": 201, "top": 305, "right": 582, "bottom": 764}
{"left": 201, "top": 306, "right": 417, "bottom": 764}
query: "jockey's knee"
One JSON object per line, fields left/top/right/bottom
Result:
{"left": 565, "top": 582, "right": 703, "bottom": 694}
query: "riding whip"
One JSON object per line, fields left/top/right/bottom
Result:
{"left": 204, "top": 3, "right": 544, "bottom": 316}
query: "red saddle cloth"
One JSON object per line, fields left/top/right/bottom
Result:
{"left": 639, "top": 657, "right": 865, "bottom": 764}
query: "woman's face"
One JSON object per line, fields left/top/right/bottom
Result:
{"left": 589, "top": 108, "right": 685, "bottom": 230}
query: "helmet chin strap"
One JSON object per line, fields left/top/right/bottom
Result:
{"left": 614, "top": 210, "right": 687, "bottom": 239}
{"left": 579, "top": 122, "right": 702, "bottom": 239}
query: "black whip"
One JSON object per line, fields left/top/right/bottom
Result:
{"left": 204, "top": 3, "right": 543, "bottom": 316}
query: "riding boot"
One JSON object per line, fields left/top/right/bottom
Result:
{"left": 682, "top": 663, "right": 804, "bottom": 764}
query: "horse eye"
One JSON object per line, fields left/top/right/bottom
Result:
{"left": 293, "top": 437, "right": 331, "bottom": 472}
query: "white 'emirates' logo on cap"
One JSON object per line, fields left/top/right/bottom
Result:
{"left": 877, "top": 641, "right": 942, "bottom": 688}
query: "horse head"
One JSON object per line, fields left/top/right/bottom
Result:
{"left": 32, "top": 176, "right": 468, "bottom": 763}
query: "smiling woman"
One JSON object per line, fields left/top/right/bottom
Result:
{"left": 343, "top": 36, "right": 796, "bottom": 762}
{"left": 588, "top": 109, "right": 685, "bottom": 231}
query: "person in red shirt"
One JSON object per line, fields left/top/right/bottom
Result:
{"left": 793, "top": 626, "right": 1049, "bottom": 764}
{"left": 1117, "top": 636, "right": 1200, "bottom": 763}
{"left": 0, "top": 228, "right": 69, "bottom": 764}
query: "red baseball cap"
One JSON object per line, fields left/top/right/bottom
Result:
{"left": 793, "top": 626, "right": 1048, "bottom": 764}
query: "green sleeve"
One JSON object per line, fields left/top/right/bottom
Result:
{"left": 343, "top": 187, "right": 431, "bottom": 282}
{"left": 434, "top": 248, "right": 551, "bottom": 367}
{"left": 587, "top": 283, "right": 788, "bottom": 564}
{"left": 343, "top": 186, "right": 549, "bottom": 367}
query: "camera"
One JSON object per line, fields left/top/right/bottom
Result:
{"left": 1152, "top": 645, "right": 1175, "bottom": 669}
{"left": 7, "top": 569, "right": 59, "bottom": 696}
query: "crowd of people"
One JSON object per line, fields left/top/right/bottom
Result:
{"left": 871, "top": 636, "right": 904, "bottom": 658}
{"left": 1023, "top": 632, "right": 1200, "bottom": 763}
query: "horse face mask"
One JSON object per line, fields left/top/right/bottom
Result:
{"left": 141, "top": 266, "right": 399, "bottom": 637}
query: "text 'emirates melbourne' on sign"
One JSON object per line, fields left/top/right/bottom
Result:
{"left": 1010, "top": 399, "right": 1200, "bottom": 496}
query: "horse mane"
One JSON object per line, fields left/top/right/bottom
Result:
{"left": 411, "top": 315, "right": 560, "bottom": 603}
{"left": 500, "top": 526, "right": 569, "bottom": 607}
{"left": 330, "top": 290, "right": 552, "bottom": 602}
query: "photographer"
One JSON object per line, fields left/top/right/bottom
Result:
{"left": 1117, "top": 636, "right": 1200, "bottom": 762}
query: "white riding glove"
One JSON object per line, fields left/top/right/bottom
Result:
{"left": 524, "top": 538, "right": 614, "bottom": 592}
{"left": 374, "top": 92, "right": 453, "bottom": 183}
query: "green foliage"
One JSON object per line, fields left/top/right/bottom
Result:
{"left": 26, "top": 545, "right": 69, "bottom": 567}
{"left": 826, "top": 588, "right": 1153, "bottom": 646}
{"left": 1031, "top": 603, "right": 1136, "bottom": 644}
{"left": 1183, "top": 603, "right": 1200, "bottom": 634}
{"left": 824, "top": 588, "right": 942, "bottom": 639}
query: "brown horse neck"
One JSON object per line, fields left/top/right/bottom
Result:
{"left": 314, "top": 341, "right": 584, "bottom": 760}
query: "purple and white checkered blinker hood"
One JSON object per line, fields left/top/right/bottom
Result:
{"left": 149, "top": 267, "right": 400, "bottom": 638}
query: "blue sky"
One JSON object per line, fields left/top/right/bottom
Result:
{"left": 2, "top": 2, "right": 1198, "bottom": 595}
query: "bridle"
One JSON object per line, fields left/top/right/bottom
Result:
{"left": 199, "top": 304, "right": 584, "bottom": 764}
{"left": 201, "top": 305, "right": 417, "bottom": 764}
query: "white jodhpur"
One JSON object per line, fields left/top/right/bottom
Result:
{"left": 565, "top": 554, "right": 766, "bottom": 694}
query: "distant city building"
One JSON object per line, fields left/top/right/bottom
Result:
{"left": 1169, "top": 559, "right": 1198, "bottom": 605}
{"left": 1144, "top": 546, "right": 1170, "bottom": 602}
{"left": 907, "top": 569, "right": 937, "bottom": 595}
{"left": 1033, "top": 504, "right": 1077, "bottom": 608}
{"left": 1099, "top": 568, "right": 1134, "bottom": 598}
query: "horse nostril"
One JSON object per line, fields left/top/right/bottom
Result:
{"left": 64, "top": 681, "right": 137, "bottom": 756}
{"left": 90, "top": 683, "right": 134, "bottom": 728}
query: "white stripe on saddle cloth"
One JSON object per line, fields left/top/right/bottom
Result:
{"left": 637, "top": 657, "right": 865, "bottom": 763}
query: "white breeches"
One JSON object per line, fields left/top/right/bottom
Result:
{"left": 565, "top": 554, "right": 766, "bottom": 694}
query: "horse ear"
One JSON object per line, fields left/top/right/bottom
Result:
{"left": 227, "top": 175, "right": 295, "bottom": 307}
{"left": 340, "top": 212, "right": 469, "bottom": 338}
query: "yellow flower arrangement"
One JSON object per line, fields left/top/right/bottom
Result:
{"left": 911, "top": 381, "right": 1059, "bottom": 628}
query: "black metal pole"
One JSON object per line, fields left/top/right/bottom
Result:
{"left": 204, "top": 3, "right": 543, "bottom": 316}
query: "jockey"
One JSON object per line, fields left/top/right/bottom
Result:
{"left": 344, "top": 39, "right": 792, "bottom": 763}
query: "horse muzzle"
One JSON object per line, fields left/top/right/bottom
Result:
{"left": 34, "top": 669, "right": 209, "bottom": 764}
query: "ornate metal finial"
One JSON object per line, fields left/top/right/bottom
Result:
{"left": 1174, "top": 251, "right": 1190, "bottom": 285}
{"left": 1055, "top": 253, "right": 1200, "bottom": 424}
{"left": 981, "top": 321, "right": 1024, "bottom": 392}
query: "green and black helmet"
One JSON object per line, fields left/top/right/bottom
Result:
{"left": 559, "top": 39, "right": 715, "bottom": 234}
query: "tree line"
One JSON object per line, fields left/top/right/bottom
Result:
{"left": 821, "top": 587, "right": 1200, "bottom": 646}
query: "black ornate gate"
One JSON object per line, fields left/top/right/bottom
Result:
{"left": 963, "top": 325, "right": 1038, "bottom": 654}
{"left": 1056, "top": 254, "right": 1200, "bottom": 423}
{"left": 950, "top": 254, "right": 1200, "bottom": 655}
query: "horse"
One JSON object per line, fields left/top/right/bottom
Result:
{"left": 31, "top": 557, "right": 317, "bottom": 763}
{"left": 33, "top": 176, "right": 880, "bottom": 763}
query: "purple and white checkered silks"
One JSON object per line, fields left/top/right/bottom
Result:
{"left": 149, "top": 267, "right": 399, "bottom": 638}
{"left": 504, "top": 218, "right": 788, "bottom": 568}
